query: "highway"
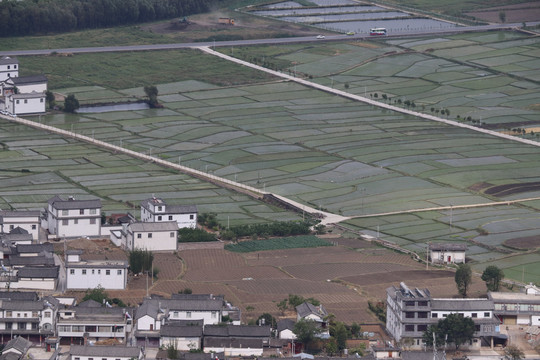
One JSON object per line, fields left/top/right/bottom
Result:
{"left": 0, "top": 21, "right": 536, "bottom": 57}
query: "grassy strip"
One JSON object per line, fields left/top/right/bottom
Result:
{"left": 225, "top": 235, "right": 331, "bottom": 252}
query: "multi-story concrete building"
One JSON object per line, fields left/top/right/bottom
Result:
{"left": 47, "top": 196, "right": 101, "bottom": 238}
{"left": 140, "top": 197, "right": 197, "bottom": 229}
{"left": 386, "top": 282, "right": 500, "bottom": 349}
{"left": 489, "top": 291, "right": 540, "bottom": 326}
{"left": 65, "top": 250, "right": 128, "bottom": 290}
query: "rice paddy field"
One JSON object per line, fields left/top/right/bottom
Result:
{"left": 4, "top": 28, "right": 540, "bottom": 283}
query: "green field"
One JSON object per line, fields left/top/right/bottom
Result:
{"left": 224, "top": 235, "right": 331, "bottom": 252}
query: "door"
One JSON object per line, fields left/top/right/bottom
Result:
{"left": 448, "top": 256, "right": 452, "bottom": 262}
{"left": 150, "top": 324, "right": 153, "bottom": 331}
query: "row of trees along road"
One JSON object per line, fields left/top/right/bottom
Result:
{"left": 0, "top": 0, "right": 218, "bottom": 36}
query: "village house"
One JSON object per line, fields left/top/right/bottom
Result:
{"left": 140, "top": 196, "right": 197, "bottom": 229}
{"left": 0, "top": 336, "right": 32, "bottom": 360}
{"left": 0, "top": 292, "right": 58, "bottom": 344}
{"left": 65, "top": 250, "right": 128, "bottom": 290}
{"left": 295, "top": 302, "right": 330, "bottom": 338}
{"left": 127, "top": 222, "right": 178, "bottom": 252}
{"left": 0, "top": 57, "right": 47, "bottom": 116}
{"left": 277, "top": 319, "right": 296, "bottom": 340}
{"left": 428, "top": 243, "right": 466, "bottom": 264}
{"left": 488, "top": 291, "right": 540, "bottom": 326}
{"left": 386, "top": 282, "right": 501, "bottom": 350}
{"left": 57, "top": 300, "right": 133, "bottom": 346}
{"left": 46, "top": 196, "right": 101, "bottom": 239}
{"left": 159, "top": 320, "right": 203, "bottom": 351}
{"left": 69, "top": 345, "right": 144, "bottom": 360}
{"left": 0, "top": 210, "right": 41, "bottom": 241}
{"left": 203, "top": 324, "right": 271, "bottom": 356}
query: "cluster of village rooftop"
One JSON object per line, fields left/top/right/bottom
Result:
{"left": 0, "top": 195, "right": 197, "bottom": 291}
{"left": 0, "top": 56, "right": 47, "bottom": 116}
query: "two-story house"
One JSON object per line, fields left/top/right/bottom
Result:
{"left": 65, "top": 250, "right": 128, "bottom": 290}
{"left": 47, "top": 196, "right": 101, "bottom": 238}
{"left": 0, "top": 210, "right": 41, "bottom": 241}
{"left": 386, "top": 282, "right": 500, "bottom": 349}
{"left": 489, "top": 291, "right": 540, "bottom": 326}
{"left": 57, "top": 300, "right": 133, "bottom": 345}
{"left": 140, "top": 197, "right": 197, "bottom": 229}
{"left": 126, "top": 222, "right": 178, "bottom": 252}
{"left": 0, "top": 292, "right": 57, "bottom": 344}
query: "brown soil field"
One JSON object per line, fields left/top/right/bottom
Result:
{"left": 465, "top": 2, "right": 540, "bottom": 23}
{"left": 484, "top": 181, "right": 540, "bottom": 196}
{"left": 504, "top": 235, "right": 540, "bottom": 250}
{"left": 65, "top": 235, "right": 487, "bottom": 324}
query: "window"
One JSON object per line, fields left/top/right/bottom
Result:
{"left": 158, "top": 216, "right": 162, "bottom": 221}
{"left": 173, "top": 311, "right": 179, "bottom": 317}
{"left": 40, "top": 98, "right": 44, "bottom": 103}
{"left": 90, "top": 218, "right": 96, "bottom": 224}
{"left": 158, "top": 206, "right": 162, "bottom": 211}
{"left": 24, "top": 313, "right": 27, "bottom": 318}
{"left": 80, "top": 209, "right": 84, "bottom": 215}
{"left": 137, "top": 233, "right": 142, "bottom": 239}
{"left": 32, "top": 225, "right": 36, "bottom": 230}
{"left": 472, "top": 313, "right": 477, "bottom": 318}
{"left": 404, "top": 325, "right": 414, "bottom": 332}
{"left": 168, "top": 216, "right": 173, "bottom": 220}
{"left": 32, "top": 311, "right": 38, "bottom": 317}
{"left": 70, "top": 269, "right": 74, "bottom": 275}
{"left": 6, "top": 311, "right": 12, "bottom": 317}
{"left": 106, "top": 270, "right": 110, "bottom": 275}
{"left": 7, "top": 65, "right": 9, "bottom": 69}
{"left": 432, "top": 313, "right": 438, "bottom": 318}
{"left": 16, "top": 100, "right": 19, "bottom": 104}
{"left": 31, "top": 323, "right": 38, "bottom": 330}
{"left": 90, "top": 209, "right": 97, "bottom": 215}
{"left": 75, "top": 358, "right": 80, "bottom": 360}
{"left": 475, "top": 325, "right": 481, "bottom": 332}
{"left": 62, "top": 210, "right": 69, "bottom": 215}
{"left": 186, "top": 311, "right": 191, "bottom": 318}
{"left": 417, "top": 325, "right": 427, "bottom": 331}
{"left": 405, "top": 301, "right": 415, "bottom": 306}
{"left": 170, "top": 232, "right": 175, "bottom": 238}
{"left": 74, "top": 219, "right": 78, "bottom": 225}
{"left": 418, "top": 301, "right": 428, "bottom": 306}
{"left": 405, "top": 312, "right": 415, "bottom": 319}
{"left": 89, "top": 358, "right": 94, "bottom": 360}
{"left": 62, "top": 219, "right": 68, "bottom": 225}
{"left": 92, "top": 269, "right": 95, "bottom": 274}
{"left": 17, "top": 313, "right": 20, "bottom": 318}
{"left": 117, "top": 270, "right": 122, "bottom": 275}
{"left": 211, "top": 311, "right": 217, "bottom": 319}
{"left": 18, "top": 322, "right": 25, "bottom": 329}
{"left": 148, "top": 233, "right": 152, "bottom": 238}
{"left": 24, "top": 99, "right": 28, "bottom": 104}
{"left": 6, "top": 323, "right": 12, "bottom": 329}
{"left": 418, "top": 312, "right": 428, "bottom": 318}
{"left": 9, "top": 225, "right": 14, "bottom": 230}
{"left": 98, "top": 270, "right": 101, "bottom": 274}
{"left": 44, "top": 311, "right": 51, "bottom": 318}
{"left": 190, "top": 214, "right": 194, "bottom": 220}
{"left": 442, "top": 314, "right": 448, "bottom": 317}
{"left": 14, "top": 65, "right": 17, "bottom": 69}
{"left": 484, "top": 312, "right": 490, "bottom": 317}
{"left": 82, "top": 269, "right": 87, "bottom": 275}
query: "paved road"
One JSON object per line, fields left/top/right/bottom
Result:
{"left": 0, "top": 22, "right": 536, "bottom": 57}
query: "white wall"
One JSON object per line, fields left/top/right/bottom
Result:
{"left": 132, "top": 230, "right": 177, "bottom": 251}
{"left": 8, "top": 95, "right": 46, "bottom": 115}
{"left": 13, "top": 278, "right": 56, "bottom": 290}
{"left": 168, "top": 310, "right": 220, "bottom": 325}
{"left": 136, "top": 315, "right": 160, "bottom": 331}
{"left": 279, "top": 329, "right": 296, "bottom": 340}
{"left": 1, "top": 215, "right": 40, "bottom": 240}
{"left": 66, "top": 267, "right": 126, "bottom": 290}
{"left": 160, "top": 337, "right": 200, "bottom": 351}
{"left": 204, "top": 347, "right": 262, "bottom": 357}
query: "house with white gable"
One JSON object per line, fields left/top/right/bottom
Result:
{"left": 127, "top": 222, "right": 178, "bottom": 251}
{"left": 140, "top": 196, "right": 197, "bottom": 229}
{"left": 0, "top": 56, "right": 47, "bottom": 116}
{"left": 0, "top": 210, "right": 41, "bottom": 241}
{"left": 0, "top": 56, "right": 18, "bottom": 82}
{"left": 429, "top": 243, "right": 466, "bottom": 264}
{"left": 47, "top": 195, "right": 101, "bottom": 238}
{"left": 65, "top": 249, "right": 128, "bottom": 290}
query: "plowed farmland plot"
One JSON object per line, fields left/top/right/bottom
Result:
{"left": 283, "top": 263, "right": 408, "bottom": 281}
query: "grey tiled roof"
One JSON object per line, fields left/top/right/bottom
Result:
{"left": 160, "top": 323, "right": 203, "bottom": 337}
{"left": 3, "top": 336, "right": 31, "bottom": 354}
{"left": 135, "top": 300, "right": 159, "bottom": 320}
{"left": 8, "top": 227, "right": 28, "bottom": 235}
{"left": 167, "top": 298, "right": 223, "bottom": 311}
{"left": 18, "top": 266, "right": 59, "bottom": 279}
{"left": 70, "top": 345, "right": 141, "bottom": 358}
{"left": 16, "top": 243, "right": 54, "bottom": 254}
{"left": 203, "top": 337, "right": 263, "bottom": 348}
{"left": 1, "top": 300, "right": 44, "bottom": 311}
{"left": 431, "top": 299, "right": 493, "bottom": 311}
{"left": 129, "top": 222, "right": 178, "bottom": 232}
{"left": 0, "top": 233, "right": 32, "bottom": 242}
{"left": 140, "top": 198, "right": 197, "bottom": 214}
{"left": 296, "top": 302, "right": 327, "bottom": 319}
{"left": 10, "top": 75, "right": 47, "bottom": 85}
{"left": 48, "top": 195, "right": 101, "bottom": 210}
{"left": 429, "top": 243, "right": 467, "bottom": 251}
{"left": 0, "top": 56, "right": 18, "bottom": 65}
{"left": 0, "top": 210, "right": 40, "bottom": 218}
{"left": 204, "top": 325, "right": 271, "bottom": 338}
{"left": 277, "top": 319, "right": 295, "bottom": 332}
{"left": 171, "top": 294, "right": 224, "bottom": 301}
{"left": 6, "top": 255, "right": 55, "bottom": 267}
{"left": 0, "top": 291, "right": 38, "bottom": 301}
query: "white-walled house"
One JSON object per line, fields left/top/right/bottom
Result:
{"left": 65, "top": 250, "right": 128, "bottom": 290}
{"left": 0, "top": 56, "right": 18, "bottom": 82}
{"left": 277, "top": 319, "right": 296, "bottom": 340}
{"left": 69, "top": 345, "right": 143, "bottom": 360}
{"left": 47, "top": 195, "right": 101, "bottom": 238}
{"left": 5, "top": 92, "right": 46, "bottom": 115}
{"left": 5, "top": 75, "right": 47, "bottom": 94}
{"left": 429, "top": 243, "right": 466, "bottom": 264}
{"left": 159, "top": 321, "right": 203, "bottom": 350}
{"left": 127, "top": 222, "right": 178, "bottom": 251}
{"left": 140, "top": 197, "right": 197, "bottom": 229}
{"left": 0, "top": 210, "right": 41, "bottom": 241}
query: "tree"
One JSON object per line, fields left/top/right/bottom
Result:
{"left": 504, "top": 345, "right": 525, "bottom": 360}
{"left": 128, "top": 248, "right": 154, "bottom": 274}
{"left": 45, "top": 90, "right": 55, "bottom": 109}
{"left": 481, "top": 265, "right": 504, "bottom": 291}
{"left": 293, "top": 319, "right": 322, "bottom": 352}
{"left": 64, "top": 94, "right": 79, "bottom": 113}
{"left": 82, "top": 285, "right": 108, "bottom": 304}
{"left": 257, "top": 313, "right": 277, "bottom": 329}
{"left": 166, "top": 343, "right": 179, "bottom": 359}
{"left": 499, "top": 11, "right": 506, "bottom": 23}
{"left": 350, "top": 322, "right": 361, "bottom": 338}
{"left": 423, "top": 313, "right": 475, "bottom": 350}
{"left": 144, "top": 85, "right": 159, "bottom": 107}
{"left": 455, "top": 263, "right": 472, "bottom": 297}
{"left": 334, "top": 322, "right": 348, "bottom": 351}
